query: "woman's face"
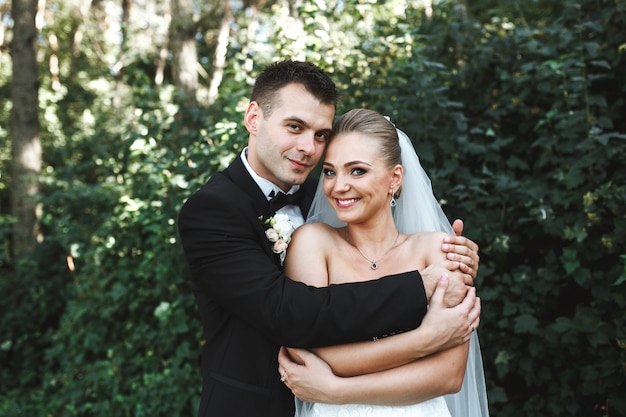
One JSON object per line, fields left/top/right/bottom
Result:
{"left": 322, "top": 132, "right": 402, "bottom": 224}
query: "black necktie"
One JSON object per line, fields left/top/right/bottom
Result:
{"left": 268, "top": 189, "right": 305, "bottom": 214}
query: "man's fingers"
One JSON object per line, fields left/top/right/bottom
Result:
{"left": 458, "top": 262, "right": 476, "bottom": 281}
{"left": 452, "top": 219, "right": 464, "bottom": 235}
{"left": 442, "top": 240, "right": 480, "bottom": 263}
{"left": 443, "top": 243, "right": 479, "bottom": 280}
{"left": 453, "top": 238, "right": 479, "bottom": 255}
{"left": 446, "top": 251, "right": 473, "bottom": 265}
{"left": 440, "top": 260, "right": 474, "bottom": 285}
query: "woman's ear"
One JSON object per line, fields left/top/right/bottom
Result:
{"left": 390, "top": 164, "right": 404, "bottom": 189}
{"left": 244, "top": 101, "right": 260, "bottom": 134}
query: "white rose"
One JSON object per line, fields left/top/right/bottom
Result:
{"left": 272, "top": 213, "right": 290, "bottom": 225}
{"left": 273, "top": 216, "right": 294, "bottom": 238}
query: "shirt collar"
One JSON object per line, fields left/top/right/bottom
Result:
{"left": 240, "top": 147, "right": 301, "bottom": 201}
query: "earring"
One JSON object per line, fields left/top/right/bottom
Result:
{"left": 390, "top": 191, "right": 397, "bottom": 208}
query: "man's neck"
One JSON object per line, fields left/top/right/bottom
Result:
{"left": 240, "top": 147, "right": 300, "bottom": 199}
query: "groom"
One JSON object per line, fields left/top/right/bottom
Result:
{"left": 177, "top": 60, "right": 480, "bottom": 417}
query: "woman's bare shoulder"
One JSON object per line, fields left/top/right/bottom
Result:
{"left": 401, "top": 231, "right": 449, "bottom": 256}
{"left": 285, "top": 223, "right": 342, "bottom": 286}
{"left": 404, "top": 231, "right": 448, "bottom": 264}
{"left": 292, "top": 222, "right": 338, "bottom": 239}
{"left": 290, "top": 222, "right": 343, "bottom": 251}
{"left": 406, "top": 230, "right": 448, "bottom": 243}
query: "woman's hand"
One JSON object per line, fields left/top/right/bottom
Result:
{"left": 278, "top": 346, "right": 344, "bottom": 404}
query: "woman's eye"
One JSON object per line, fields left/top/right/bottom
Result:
{"left": 351, "top": 168, "right": 366, "bottom": 176}
{"left": 322, "top": 169, "right": 336, "bottom": 177}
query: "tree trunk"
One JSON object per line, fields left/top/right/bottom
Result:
{"left": 155, "top": 11, "right": 171, "bottom": 87}
{"left": 206, "top": 1, "right": 231, "bottom": 106}
{"left": 170, "top": 0, "right": 198, "bottom": 106}
{"left": 10, "top": 0, "right": 42, "bottom": 260}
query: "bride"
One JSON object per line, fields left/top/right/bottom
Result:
{"left": 278, "top": 109, "right": 489, "bottom": 416}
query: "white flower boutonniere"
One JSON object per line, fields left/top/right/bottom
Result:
{"left": 260, "top": 213, "right": 295, "bottom": 265}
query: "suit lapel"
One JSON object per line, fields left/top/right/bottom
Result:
{"left": 222, "top": 155, "right": 278, "bottom": 260}
{"left": 226, "top": 154, "right": 269, "bottom": 218}
{"left": 225, "top": 153, "right": 320, "bottom": 264}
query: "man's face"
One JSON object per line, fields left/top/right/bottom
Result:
{"left": 245, "top": 83, "right": 334, "bottom": 191}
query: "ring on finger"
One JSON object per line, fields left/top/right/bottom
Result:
{"left": 280, "top": 371, "right": 287, "bottom": 383}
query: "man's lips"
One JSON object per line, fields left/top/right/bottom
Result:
{"left": 288, "top": 158, "right": 311, "bottom": 170}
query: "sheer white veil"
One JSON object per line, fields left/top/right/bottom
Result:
{"left": 306, "top": 127, "right": 489, "bottom": 417}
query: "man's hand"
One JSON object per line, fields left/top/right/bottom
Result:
{"left": 417, "top": 273, "right": 481, "bottom": 352}
{"left": 420, "top": 263, "right": 471, "bottom": 307}
{"left": 442, "top": 219, "right": 480, "bottom": 280}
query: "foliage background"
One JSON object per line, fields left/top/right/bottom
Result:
{"left": 1, "top": 0, "right": 625, "bottom": 416}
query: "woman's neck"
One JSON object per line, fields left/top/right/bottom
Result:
{"left": 342, "top": 215, "right": 401, "bottom": 269}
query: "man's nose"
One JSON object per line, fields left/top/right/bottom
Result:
{"left": 296, "top": 133, "right": 316, "bottom": 155}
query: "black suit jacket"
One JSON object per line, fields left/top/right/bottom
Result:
{"left": 178, "top": 154, "right": 428, "bottom": 417}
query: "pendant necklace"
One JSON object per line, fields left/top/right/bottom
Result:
{"left": 346, "top": 230, "right": 401, "bottom": 270}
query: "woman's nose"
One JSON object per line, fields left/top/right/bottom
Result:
{"left": 333, "top": 173, "right": 350, "bottom": 192}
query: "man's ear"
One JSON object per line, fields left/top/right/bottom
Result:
{"left": 244, "top": 101, "right": 261, "bottom": 134}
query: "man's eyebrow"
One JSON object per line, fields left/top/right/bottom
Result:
{"left": 283, "top": 116, "right": 307, "bottom": 126}
{"left": 284, "top": 117, "right": 332, "bottom": 134}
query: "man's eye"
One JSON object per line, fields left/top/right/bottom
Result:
{"left": 316, "top": 131, "right": 331, "bottom": 140}
{"left": 288, "top": 124, "right": 301, "bottom": 131}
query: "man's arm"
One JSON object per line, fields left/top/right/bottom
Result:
{"left": 178, "top": 182, "right": 428, "bottom": 347}
{"left": 287, "top": 275, "right": 480, "bottom": 377}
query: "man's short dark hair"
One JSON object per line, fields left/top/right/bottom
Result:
{"left": 250, "top": 60, "right": 340, "bottom": 117}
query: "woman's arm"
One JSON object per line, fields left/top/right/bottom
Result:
{"left": 278, "top": 277, "right": 476, "bottom": 405}
{"left": 280, "top": 342, "right": 469, "bottom": 406}
{"left": 283, "top": 223, "right": 331, "bottom": 287}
